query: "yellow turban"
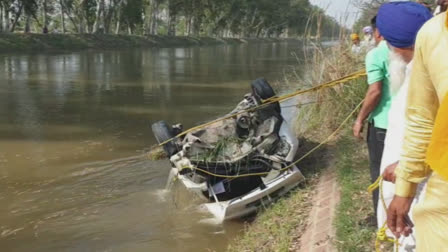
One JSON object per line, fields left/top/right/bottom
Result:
{"left": 350, "top": 33, "right": 360, "bottom": 41}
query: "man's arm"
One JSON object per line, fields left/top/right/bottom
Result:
{"left": 353, "top": 82, "right": 382, "bottom": 138}
{"left": 353, "top": 48, "right": 385, "bottom": 138}
{"left": 394, "top": 38, "right": 436, "bottom": 198}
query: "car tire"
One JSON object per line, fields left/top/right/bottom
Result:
{"left": 151, "top": 121, "right": 178, "bottom": 157}
{"left": 251, "top": 78, "right": 281, "bottom": 113}
{"left": 251, "top": 78, "right": 276, "bottom": 99}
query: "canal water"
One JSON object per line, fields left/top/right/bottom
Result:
{"left": 0, "top": 42, "right": 305, "bottom": 252}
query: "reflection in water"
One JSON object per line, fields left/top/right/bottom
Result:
{"left": 0, "top": 42, "right": 304, "bottom": 252}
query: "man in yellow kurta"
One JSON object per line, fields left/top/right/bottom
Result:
{"left": 387, "top": 8, "right": 448, "bottom": 251}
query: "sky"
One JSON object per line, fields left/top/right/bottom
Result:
{"left": 309, "top": 0, "right": 363, "bottom": 28}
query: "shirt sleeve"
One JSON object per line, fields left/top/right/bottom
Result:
{"left": 365, "top": 49, "right": 384, "bottom": 85}
{"left": 394, "top": 30, "right": 437, "bottom": 198}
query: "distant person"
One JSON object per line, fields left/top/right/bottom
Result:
{"left": 373, "top": 2, "right": 432, "bottom": 251}
{"left": 361, "top": 26, "right": 375, "bottom": 51}
{"left": 43, "top": 26, "right": 48, "bottom": 34}
{"left": 386, "top": 4, "right": 448, "bottom": 251}
{"left": 351, "top": 33, "right": 361, "bottom": 54}
{"left": 352, "top": 15, "right": 391, "bottom": 221}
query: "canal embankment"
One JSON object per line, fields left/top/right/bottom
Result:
{"left": 0, "top": 33, "right": 300, "bottom": 52}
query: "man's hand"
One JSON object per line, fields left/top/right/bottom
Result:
{"left": 387, "top": 195, "right": 414, "bottom": 238}
{"left": 353, "top": 121, "right": 364, "bottom": 139}
{"left": 383, "top": 162, "right": 398, "bottom": 183}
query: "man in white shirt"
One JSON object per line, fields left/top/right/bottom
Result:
{"left": 374, "top": 2, "right": 432, "bottom": 251}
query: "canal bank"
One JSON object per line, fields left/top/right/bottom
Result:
{"left": 0, "top": 33, "right": 300, "bottom": 52}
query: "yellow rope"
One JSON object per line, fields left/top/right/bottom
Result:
{"left": 178, "top": 99, "right": 364, "bottom": 178}
{"left": 158, "top": 69, "right": 366, "bottom": 147}
{"left": 368, "top": 176, "right": 382, "bottom": 194}
{"left": 368, "top": 176, "right": 400, "bottom": 252}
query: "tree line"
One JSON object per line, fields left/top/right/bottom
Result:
{"left": 0, "top": 0, "right": 343, "bottom": 38}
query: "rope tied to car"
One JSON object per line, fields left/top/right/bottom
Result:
{"left": 368, "top": 176, "right": 400, "bottom": 252}
{"left": 157, "top": 69, "right": 367, "bottom": 147}
{"left": 177, "top": 99, "right": 364, "bottom": 178}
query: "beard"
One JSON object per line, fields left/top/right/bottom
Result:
{"left": 388, "top": 50, "right": 408, "bottom": 95}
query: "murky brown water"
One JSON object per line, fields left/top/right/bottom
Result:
{"left": 0, "top": 42, "right": 304, "bottom": 252}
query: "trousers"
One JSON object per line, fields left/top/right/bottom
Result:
{"left": 367, "top": 123, "right": 386, "bottom": 217}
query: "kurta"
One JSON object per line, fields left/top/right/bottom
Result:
{"left": 394, "top": 12, "right": 448, "bottom": 251}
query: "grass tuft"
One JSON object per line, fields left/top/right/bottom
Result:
{"left": 147, "top": 145, "right": 167, "bottom": 161}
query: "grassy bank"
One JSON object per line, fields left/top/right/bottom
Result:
{"left": 0, "top": 33, "right": 298, "bottom": 52}
{"left": 333, "top": 133, "right": 376, "bottom": 251}
{"left": 291, "top": 42, "right": 376, "bottom": 251}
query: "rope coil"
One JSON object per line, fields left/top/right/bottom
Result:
{"left": 368, "top": 176, "right": 400, "bottom": 252}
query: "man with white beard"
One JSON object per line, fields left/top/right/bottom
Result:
{"left": 374, "top": 2, "right": 432, "bottom": 251}
{"left": 377, "top": 51, "right": 424, "bottom": 252}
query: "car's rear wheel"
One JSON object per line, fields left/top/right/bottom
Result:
{"left": 151, "top": 121, "right": 179, "bottom": 157}
{"left": 251, "top": 78, "right": 276, "bottom": 99}
{"left": 251, "top": 78, "right": 281, "bottom": 113}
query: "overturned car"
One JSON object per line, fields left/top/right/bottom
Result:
{"left": 152, "top": 78, "right": 304, "bottom": 221}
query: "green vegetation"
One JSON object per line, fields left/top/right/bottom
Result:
{"left": 333, "top": 133, "right": 376, "bottom": 251}
{"left": 0, "top": 0, "right": 342, "bottom": 39}
{"left": 147, "top": 145, "right": 167, "bottom": 161}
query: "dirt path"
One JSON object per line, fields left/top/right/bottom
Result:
{"left": 297, "top": 168, "right": 340, "bottom": 251}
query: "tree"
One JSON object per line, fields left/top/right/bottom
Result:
{"left": 352, "top": 0, "right": 387, "bottom": 32}
{"left": 92, "top": 0, "right": 104, "bottom": 33}
{"left": 143, "top": 0, "right": 162, "bottom": 35}
{"left": 167, "top": 0, "right": 181, "bottom": 36}
{"left": 0, "top": 0, "right": 343, "bottom": 38}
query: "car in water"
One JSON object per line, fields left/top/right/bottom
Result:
{"left": 151, "top": 78, "right": 304, "bottom": 221}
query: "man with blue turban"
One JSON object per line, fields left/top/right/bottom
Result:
{"left": 373, "top": 2, "right": 432, "bottom": 251}
{"left": 380, "top": 1, "right": 448, "bottom": 251}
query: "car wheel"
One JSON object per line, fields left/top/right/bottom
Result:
{"left": 151, "top": 121, "right": 179, "bottom": 157}
{"left": 251, "top": 78, "right": 281, "bottom": 113}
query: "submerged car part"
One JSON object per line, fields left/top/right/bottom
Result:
{"left": 152, "top": 78, "right": 304, "bottom": 221}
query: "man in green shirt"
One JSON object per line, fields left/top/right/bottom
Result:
{"left": 353, "top": 16, "right": 391, "bottom": 220}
